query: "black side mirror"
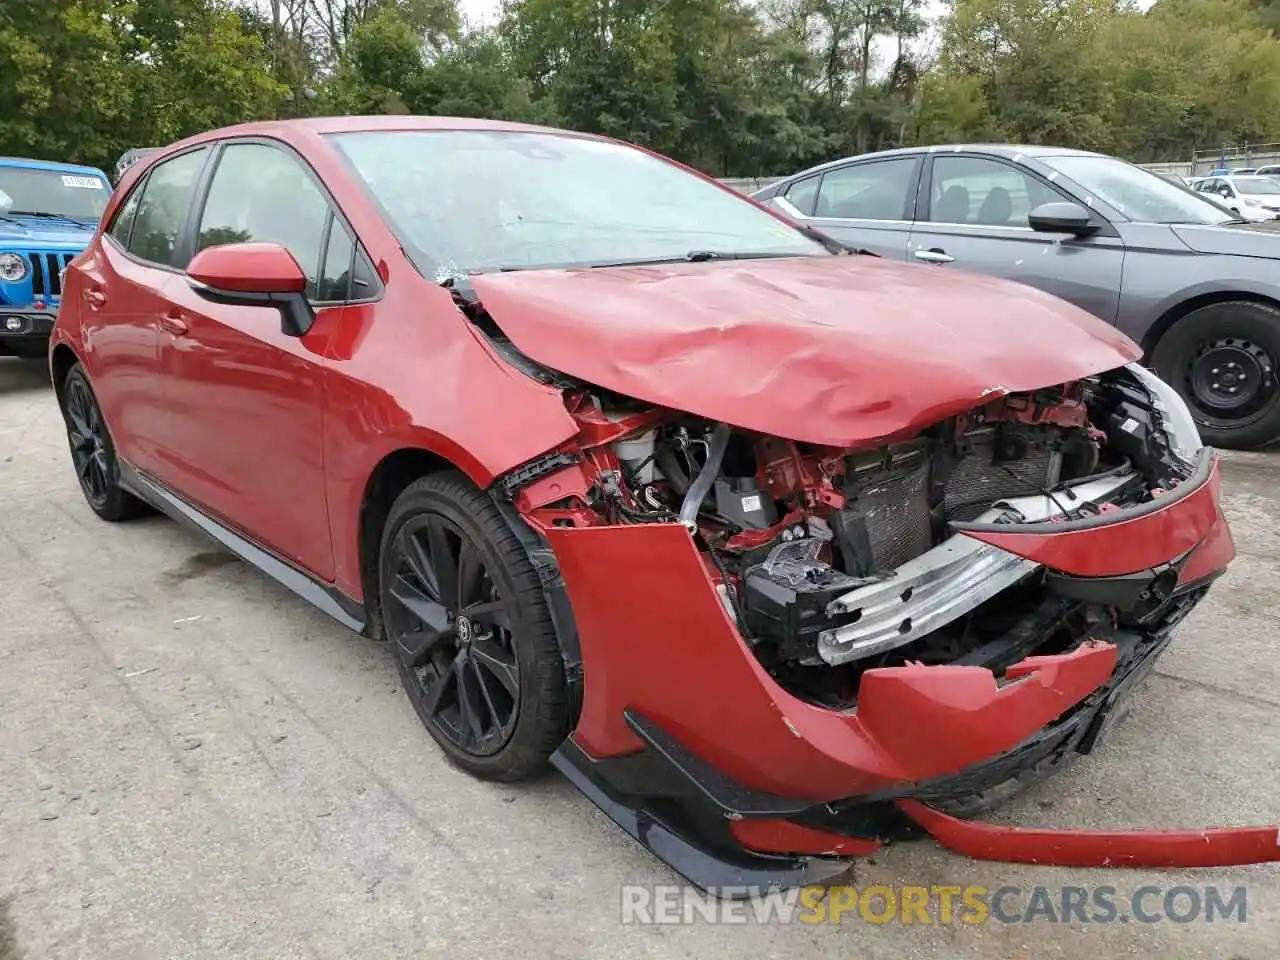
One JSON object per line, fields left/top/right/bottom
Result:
{"left": 1027, "top": 201, "right": 1098, "bottom": 237}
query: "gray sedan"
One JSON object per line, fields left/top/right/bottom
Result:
{"left": 753, "top": 146, "right": 1280, "bottom": 448}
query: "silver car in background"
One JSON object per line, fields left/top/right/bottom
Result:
{"left": 1191, "top": 174, "right": 1280, "bottom": 221}
{"left": 754, "top": 145, "right": 1280, "bottom": 448}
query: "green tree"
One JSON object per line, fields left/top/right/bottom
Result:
{"left": 124, "top": 0, "right": 286, "bottom": 145}
{"left": 0, "top": 0, "right": 133, "bottom": 166}
{"left": 410, "top": 30, "right": 551, "bottom": 122}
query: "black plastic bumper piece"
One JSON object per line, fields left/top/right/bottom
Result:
{"left": 0, "top": 308, "right": 54, "bottom": 356}
{"left": 0, "top": 308, "right": 55, "bottom": 335}
{"left": 550, "top": 735, "right": 854, "bottom": 898}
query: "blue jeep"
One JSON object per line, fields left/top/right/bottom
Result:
{"left": 0, "top": 157, "right": 111, "bottom": 359}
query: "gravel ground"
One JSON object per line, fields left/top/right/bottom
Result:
{"left": 1, "top": 356, "right": 1276, "bottom": 959}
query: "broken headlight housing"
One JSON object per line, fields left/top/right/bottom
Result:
{"left": 1127, "top": 362, "right": 1203, "bottom": 466}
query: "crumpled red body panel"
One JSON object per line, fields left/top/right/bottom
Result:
{"left": 548, "top": 522, "right": 1123, "bottom": 803}
{"left": 472, "top": 256, "right": 1141, "bottom": 447}
{"left": 855, "top": 642, "right": 1117, "bottom": 775}
{"left": 898, "top": 800, "right": 1280, "bottom": 868}
{"left": 959, "top": 458, "right": 1230, "bottom": 577}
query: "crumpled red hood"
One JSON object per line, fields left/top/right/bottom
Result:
{"left": 471, "top": 255, "right": 1141, "bottom": 446}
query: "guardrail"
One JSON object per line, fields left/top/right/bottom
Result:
{"left": 719, "top": 177, "right": 784, "bottom": 194}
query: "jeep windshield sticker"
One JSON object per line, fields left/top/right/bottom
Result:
{"left": 61, "top": 175, "right": 104, "bottom": 189}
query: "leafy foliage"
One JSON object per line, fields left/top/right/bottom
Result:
{"left": 1, "top": 0, "right": 1278, "bottom": 175}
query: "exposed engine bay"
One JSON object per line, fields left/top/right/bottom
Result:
{"left": 490, "top": 362, "right": 1198, "bottom": 708}
{"left": 456, "top": 286, "right": 1203, "bottom": 710}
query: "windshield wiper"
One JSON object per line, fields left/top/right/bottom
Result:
{"left": 587, "top": 250, "right": 809, "bottom": 269}
{"left": 8, "top": 210, "right": 94, "bottom": 225}
{"left": 791, "top": 222, "right": 859, "bottom": 255}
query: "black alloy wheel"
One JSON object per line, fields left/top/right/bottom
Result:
{"left": 59, "top": 363, "right": 146, "bottom": 521}
{"left": 379, "top": 471, "right": 571, "bottom": 780}
{"left": 66, "top": 375, "right": 111, "bottom": 508}
{"left": 1151, "top": 301, "right": 1280, "bottom": 449}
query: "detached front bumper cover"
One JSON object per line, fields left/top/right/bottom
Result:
{"left": 543, "top": 451, "right": 1268, "bottom": 894}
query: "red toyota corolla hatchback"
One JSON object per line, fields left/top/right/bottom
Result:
{"left": 50, "top": 116, "right": 1275, "bottom": 892}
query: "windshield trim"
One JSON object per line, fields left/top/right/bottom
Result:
{"left": 324, "top": 128, "right": 829, "bottom": 284}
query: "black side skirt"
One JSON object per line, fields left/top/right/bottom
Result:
{"left": 118, "top": 459, "right": 367, "bottom": 634}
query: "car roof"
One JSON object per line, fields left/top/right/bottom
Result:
{"left": 160, "top": 114, "right": 597, "bottom": 153}
{"left": 773, "top": 143, "right": 1109, "bottom": 183}
{"left": 1224, "top": 175, "right": 1276, "bottom": 182}
{"left": 0, "top": 156, "right": 109, "bottom": 177}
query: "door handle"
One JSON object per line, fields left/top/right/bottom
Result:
{"left": 914, "top": 248, "right": 955, "bottom": 264}
{"left": 83, "top": 288, "right": 107, "bottom": 309}
{"left": 160, "top": 311, "right": 189, "bottom": 336}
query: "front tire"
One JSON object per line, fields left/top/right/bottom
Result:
{"left": 1149, "top": 300, "right": 1280, "bottom": 449}
{"left": 59, "top": 363, "right": 147, "bottom": 521}
{"left": 378, "top": 471, "right": 571, "bottom": 781}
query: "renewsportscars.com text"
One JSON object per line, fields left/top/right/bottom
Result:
{"left": 621, "top": 884, "right": 1249, "bottom": 925}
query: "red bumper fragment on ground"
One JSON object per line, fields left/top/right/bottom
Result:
{"left": 897, "top": 800, "right": 1280, "bottom": 868}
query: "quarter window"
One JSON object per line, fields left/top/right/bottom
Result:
{"left": 108, "top": 183, "right": 145, "bottom": 248}
{"left": 928, "top": 156, "right": 1062, "bottom": 227}
{"left": 126, "top": 148, "right": 208, "bottom": 266}
{"left": 317, "top": 218, "right": 355, "bottom": 302}
{"left": 814, "top": 159, "right": 917, "bottom": 221}
{"left": 196, "top": 143, "right": 331, "bottom": 299}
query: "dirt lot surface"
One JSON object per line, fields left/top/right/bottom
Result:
{"left": 1, "top": 356, "right": 1277, "bottom": 959}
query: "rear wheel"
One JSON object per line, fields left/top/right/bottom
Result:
{"left": 59, "top": 363, "right": 147, "bottom": 521}
{"left": 378, "top": 471, "right": 571, "bottom": 781}
{"left": 1150, "top": 301, "right": 1280, "bottom": 449}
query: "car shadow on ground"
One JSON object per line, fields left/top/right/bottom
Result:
{"left": 0, "top": 358, "right": 51, "bottom": 397}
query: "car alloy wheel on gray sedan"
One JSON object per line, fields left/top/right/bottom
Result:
{"left": 1151, "top": 301, "right": 1280, "bottom": 449}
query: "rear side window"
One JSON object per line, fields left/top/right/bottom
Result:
{"left": 815, "top": 159, "right": 917, "bottom": 221}
{"left": 196, "top": 143, "right": 330, "bottom": 298}
{"left": 126, "top": 149, "right": 209, "bottom": 267}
